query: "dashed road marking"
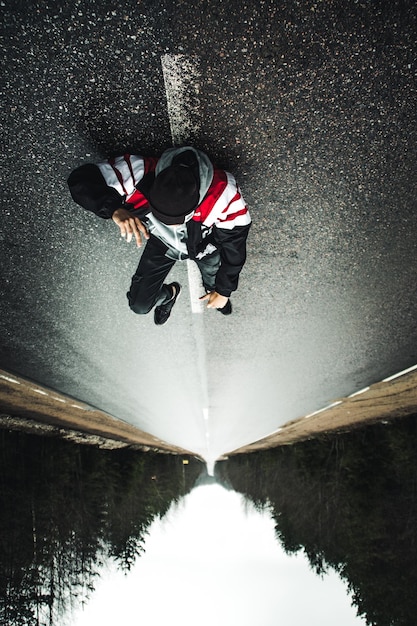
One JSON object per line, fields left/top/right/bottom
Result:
{"left": 0, "top": 374, "right": 20, "bottom": 384}
{"left": 187, "top": 260, "right": 203, "bottom": 313}
{"left": 305, "top": 400, "right": 343, "bottom": 418}
{"left": 348, "top": 386, "right": 370, "bottom": 398}
{"left": 161, "top": 54, "right": 201, "bottom": 146}
{"left": 383, "top": 363, "right": 417, "bottom": 382}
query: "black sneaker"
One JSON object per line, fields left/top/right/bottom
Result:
{"left": 154, "top": 282, "right": 181, "bottom": 325}
{"left": 217, "top": 299, "right": 232, "bottom": 315}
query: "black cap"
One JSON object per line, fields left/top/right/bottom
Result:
{"left": 149, "top": 164, "right": 199, "bottom": 225}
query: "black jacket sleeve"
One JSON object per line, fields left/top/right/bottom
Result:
{"left": 213, "top": 223, "right": 251, "bottom": 297}
{"left": 67, "top": 164, "right": 124, "bottom": 219}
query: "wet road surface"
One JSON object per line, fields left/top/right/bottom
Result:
{"left": 1, "top": 0, "right": 417, "bottom": 463}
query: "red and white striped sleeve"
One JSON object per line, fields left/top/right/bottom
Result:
{"left": 198, "top": 169, "right": 251, "bottom": 230}
{"left": 97, "top": 154, "right": 146, "bottom": 198}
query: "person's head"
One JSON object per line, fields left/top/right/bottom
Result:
{"left": 149, "top": 162, "right": 199, "bottom": 225}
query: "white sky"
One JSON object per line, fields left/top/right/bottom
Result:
{"left": 71, "top": 482, "right": 366, "bottom": 626}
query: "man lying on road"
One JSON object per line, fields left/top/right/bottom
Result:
{"left": 68, "top": 146, "right": 251, "bottom": 325}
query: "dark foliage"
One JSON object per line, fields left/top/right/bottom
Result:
{"left": 0, "top": 431, "right": 202, "bottom": 625}
{"left": 217, "top": 416, "right": 417, "bottom": 626}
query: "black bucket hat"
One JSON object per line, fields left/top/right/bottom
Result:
{"left": 149, "top": 163, "right": 199, "bottom": 225}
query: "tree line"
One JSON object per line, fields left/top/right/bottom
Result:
{"left": 217, "top": 415, "right": 417, "bottom": 626}
{"left": 0, "top": 430, "right": 202, "bottom": 626}
{"left": 2, "top": 415, "right": 416, "bottom": 626}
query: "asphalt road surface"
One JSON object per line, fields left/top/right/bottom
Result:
{"left": 1, "top": 0, "right": 417, "bottom": 466}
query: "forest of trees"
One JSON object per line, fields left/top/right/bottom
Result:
{"left": 217, "top": 415, "right": 417, "bottom": 626}
{"left": 2, "top": 415, "right": 416, "bottom": 626}
{"left": 0, "top": 430, "right": 203, "bottom": 626}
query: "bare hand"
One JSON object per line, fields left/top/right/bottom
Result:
{"left": 199, "top": 291, "right": 229, "bottom": 310}
{"left": 112, "top": 208, "right": 149, "bottom": 248}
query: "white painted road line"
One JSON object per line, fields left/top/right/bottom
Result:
{"left": 348, "top": 386, "right": 370, "bottom": 398}
{"left": 187, "top": 259, "right": 204, "bottom": 313}
{"left": 0, "top": 374, "right": 20, "bottom": 384}
{"left": 161, "top": 54, "right": 201, "bottom": 146}
{"left": 305, "top": 400, "right": 343, "bottom": 418}
{"left": 383, "top": 363, "right": 417, "bottom": 382}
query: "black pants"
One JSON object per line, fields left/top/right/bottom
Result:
{"left": 127, "top": 236, "right": 221, "bottom": 315}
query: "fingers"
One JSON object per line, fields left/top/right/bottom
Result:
{"left": 133, "top": 217, "right": 150, "bottom": 247}
{"left": 119, "top": 220, "right": 133, "bottom": 243}
{"left": 128, "top": 219, "right": 140, "bottom": 245}
{"left": 200, "top": 292, "right": 228, "bottom": 309}
{"left": 199, "top": 292, "right": 217, "bottom": 308}
{"left": 119, "top": 216, "right": 149, "bottom": 247}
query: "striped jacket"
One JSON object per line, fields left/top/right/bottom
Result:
{"left": 68, "top": 152, "right": 251, "bottom": 297}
